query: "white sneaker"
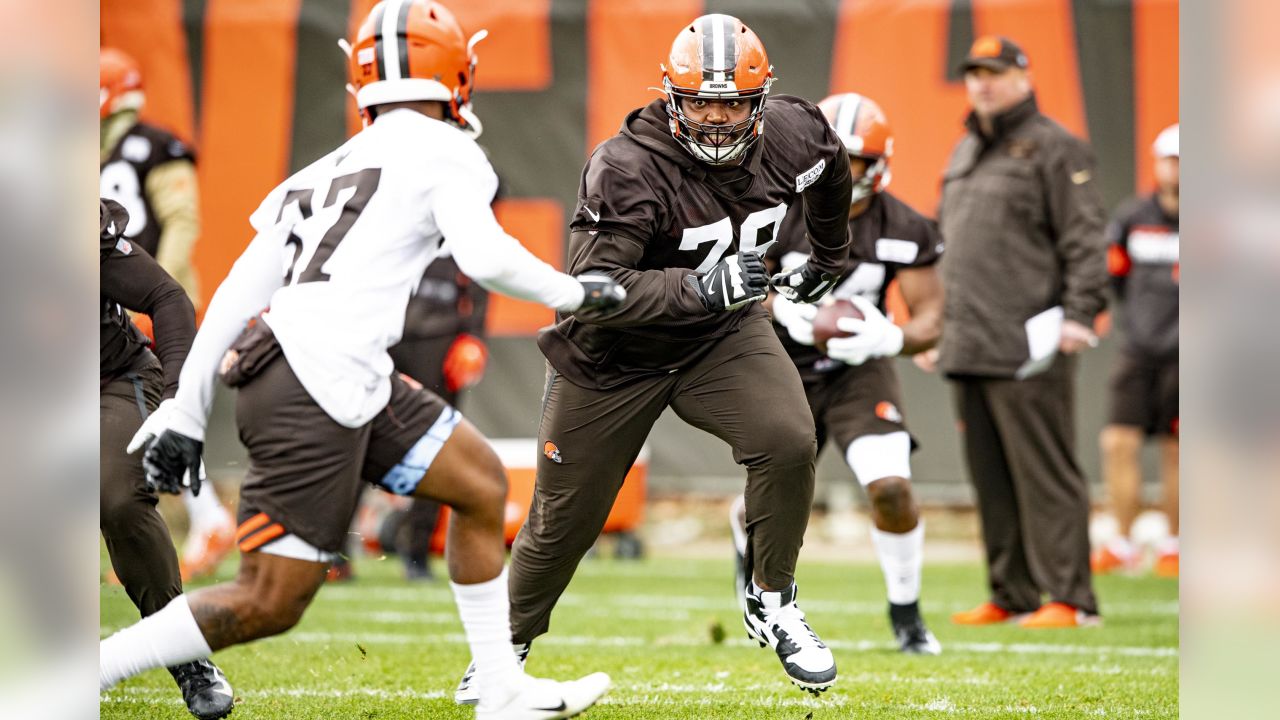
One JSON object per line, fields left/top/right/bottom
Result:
{"left": 743, "top": 583, "right": 836, "bottom": 694}
{"left": 475, "top": 672, "right": 611, "bottom": 720}
{"left": 456, "top": 643, "right": 530, "bottom": 706}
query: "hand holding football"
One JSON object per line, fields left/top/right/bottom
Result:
{"left": 812, "top": 298, "right": 864, "bottom": 354}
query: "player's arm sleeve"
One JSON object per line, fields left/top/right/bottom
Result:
{"left": 459, "top": 271, "right": 490, "bottom": 337}
{"left": 146, "top": 159, "right": 202, "bottom": 307}
{"left": 1047, "top": 138, "right": 1109, "bottom": 324}
{"left": 1104, "top": 211, "right": 1131, "bottom": 298}
{"left": 800, "top": 119, "right": 854, "bottom": 277}
{"left": 434, "top": 185, "right": 585, "bottom": 312}
{"left": 167, "top": 230, "right": 284, "bottom": 441}
{"left": 101, "top": 247, "right": 196, "bottom": 398}
{"left": 565, "top": 228, "right": 711, "bottom": 327}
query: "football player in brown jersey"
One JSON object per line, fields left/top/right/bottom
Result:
{"left": 100, "top": 199, "right": 234, "bottom": 719}
{"left": 457, "top": 13, "right": 855, "bottom": 699}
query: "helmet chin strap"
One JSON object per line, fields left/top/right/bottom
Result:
{"left": 457, "top": 105, "right": 484, "bottom": 139}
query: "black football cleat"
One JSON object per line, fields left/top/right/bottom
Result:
{"left": 168, "top": 659, "right": 234, "bottom": 719}
{"left": 890, "top": 601, "right": 942, "bottom": 655}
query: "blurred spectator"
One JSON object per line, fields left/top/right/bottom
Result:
{"left": 1095, "top": 125, "right": 1179, "bottom": 577}
{"left": 99, "top": 47, "right": 235, "bottom": 580}
{"left": 933, "top": 36, "right": 1108, "bottom": 629}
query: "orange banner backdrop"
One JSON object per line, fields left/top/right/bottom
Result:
{"left": 587, "top": 0, "right": 704, "bottom": 155}
{"left": 100, "top": 0, "right": 196, "bottom": 144}
{"left": 489, "top": 199, "right": 566, "bottom": 336}
{"left": 195, "top": 0, "right": 304, "bottom": 306}
{"left": 1134, "top": 0, "right": 1179, "bottom": 191}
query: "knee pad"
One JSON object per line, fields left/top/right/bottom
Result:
{"left": 844, "top": 432, "right": 912, "bottom": 486}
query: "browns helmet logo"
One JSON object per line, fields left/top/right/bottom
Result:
{"left": 543, "top": 441, "right": 562, "bottom": 464}
{"left": 875, "top": 401, "right": 903, "bottom": 424}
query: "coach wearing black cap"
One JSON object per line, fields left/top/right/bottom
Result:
{"left": 931, "top": 36, "right": 1108, "bottom": 628}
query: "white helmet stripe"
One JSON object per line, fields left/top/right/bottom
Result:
{"left": 833, "top": 93, "right": 863, "bottom": 143}
{"left": 380, "top": 0, "right": 407, "bottom": 81}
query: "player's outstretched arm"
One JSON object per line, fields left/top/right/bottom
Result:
{"left": 165, "top": 230, "right": 285, "bottom": 441}
{"left": 437, "top": 189, "right": 624, "bottom": 315}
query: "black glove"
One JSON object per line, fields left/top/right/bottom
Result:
{"left": 142, "top": 429, "right": 204, "bottom": 496}
{"left": 770, "top": 262, "right": 837, "bottom": 304}
{"left": 575, "top": 274, "right": 627, "bottom": 315}
{"left": 687, "top": 251, "right": 768, "bottom": 312}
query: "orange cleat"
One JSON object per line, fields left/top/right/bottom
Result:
{"left": 180, "top": 525, "right": 236, "bottom": 582}
{"left": 1019, "top": 602, "right": 1101, "bottom": 629}
{"left": 951, "top": 601, "right": 1014, "bottom": 625}
{"left": 325, "top": 557, "right": 355, "bottom": 583}
{"left": 1091, "top": 546, "right": 1127, "bottom": 575}
{"left": 1154, "top": 550, "right": 1179, "bottom": 578}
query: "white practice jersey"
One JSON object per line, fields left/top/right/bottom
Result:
{"left": 169, "top": 110, "right": 583, "bottom": 437}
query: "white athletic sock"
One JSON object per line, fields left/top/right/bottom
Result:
{"left": 451, "top": 568, "right": 524, "bottom": 705}
{"left": 100, "top": 595, "right": 213, "bottom": 690}
{"left": 183, "top": 485, "right": 230, "bottom": 532}
{"left": 870, "top": 522, "right": 925, "bottom": 606}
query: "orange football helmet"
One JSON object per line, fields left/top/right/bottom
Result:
{"left": 100, "top": 47, "right": 144, "bottom": 120}
{"left": 661, "top": 14, "right": 773, "bottom": 165}
{"left": 818, "top": 93, "right": 893, "bottom": 203}
{"left": 341, "top": 0, "right": 486, "bottom": 135}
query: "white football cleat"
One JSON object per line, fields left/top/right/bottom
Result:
{"left": 456, "top": 643, "right": 529, "bottom": 706}
{"left": 744, "top": 583, "right": 836, "bottom": 694}
{"left": 474, "top": 672, "right": 611, "bottom": 720}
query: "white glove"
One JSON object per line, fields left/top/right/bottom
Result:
{"left": 824, "top": 295, "right": 904, "bottom": 366}
{"left": 771, "top": 294, "right": 819, "bottom": 346}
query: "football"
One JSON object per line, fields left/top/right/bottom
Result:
{"left": 812, "top": 298, "right": 864, "bottom": 354}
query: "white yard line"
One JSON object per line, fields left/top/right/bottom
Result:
{"left": 313, "top": 586, "right": 1178, "bottom": 617}
{"left": 280, "top": 631, "right": 1176, "bottom": 658}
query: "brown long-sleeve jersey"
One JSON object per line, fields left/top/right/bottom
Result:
{"left": 99, "top": 199, "right": 196, "bottom": 398}
{"left": 539, "top": 95, "right": 853, "bottom": 390}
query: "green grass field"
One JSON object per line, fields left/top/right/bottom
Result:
{"left": 101, "top": 553, "right": 1177, "bottom": 719}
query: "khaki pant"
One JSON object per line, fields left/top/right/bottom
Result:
{"left": 100, "top": 359, "right": 183, "bottom": 617}
{"left": 950, "top": 355, "right": 1098, "bottom": 615}
{"left": 509, "top": 314, "right": 818, "bottom": 643}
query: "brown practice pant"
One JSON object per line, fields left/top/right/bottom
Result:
{"left": 950, "top": 355, "right": 1099, "bottom": 615}
{"left": 100, "top": 360, "right": 183, "bottom": 617}
{"left": 509, "top": 314, "right": 818, "bottom": 643}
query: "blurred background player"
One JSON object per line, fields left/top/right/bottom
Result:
{"left": 99, "top": 47, "right": 235, "bottom": 581}
{"left": 467, "top": 13, "right": 854, "bottom": 700}
{"left": 935, "top": 37, "right": 1108, "bottom": 629}
{"left": 731, "top": 92, "right": 945, "bottom": 655}
{"left": 1095, "top": 123, "right": 1179, "bottom": 577}
{"left": 100, "top": 3, "right": 622, "bottom": 717}
{"left": 329, "top": 253, "right": 490, "bottom": 583}
{"left": 100, "top": 199, "right": 234, "bottom": 720}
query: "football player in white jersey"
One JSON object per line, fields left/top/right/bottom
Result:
{"left": 99, "top": 3, "right": 623, "bottom": 718}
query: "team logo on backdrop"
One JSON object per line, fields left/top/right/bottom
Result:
{"left": 543, "top": 441, "right": 563, "bottom": 464}
{"left": 875, "top": 401, "right": 902, "bottom": 424}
